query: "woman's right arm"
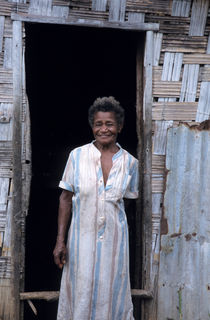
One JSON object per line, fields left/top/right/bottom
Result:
{"left": 53, "top": 189, "right": 73, "bottom": 269}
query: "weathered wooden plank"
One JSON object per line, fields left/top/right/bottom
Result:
{"left": 53, "top": 0, "right": 71, "bottom": 5}
{"left": 152, "top": 175, "right": 164, "bottom": 193}
{"left": 0, "top": 104, "right": 13, "bottom": 141}
{"left": 171, "top": 0, "right": 191, "bottom": 17}
{"left": 0, "top": 16, "right": 5, "bottom": 53}
{"left": 183, "top": 54, "right": 210, "bottom": 64}
{"left": 11, "top": 13, "right": 159, "bottom": 31}
{"left": 153, "top": 33, "right": 163, "bottom": 67}
{"left": 3, "top": 38, "right": 12, "bottom": 69}
{"left": 92, "top": 0, "right": 107, "bottom": 12}
{"left": 142, "top": 30, "right": 153, "bottom": 320}
{"left": 162, "top": 35, "right": 207, "bottom": 53}
{"left": 126, "top": 0, "right": 172, "bottom": 14}
{"left": 29, "top": 0, "right": 53, "bottom": 16}
{"left": 108, "top": 0, "right": 126, "bottom": 22}
{"left": 189, "top": 0, "right": 209, "bottom": 36}
{"left": 146, "top": 15, "right": 190, "bottom": 35}
{"left": 196, "top": 82, "right": 210, "bottom": 122}
{"left": 135, "top": 39, "right": 144, "bottom": 317}
{"left": 153, "top": 120, "right": 173, "bottom": 155}
{"left": 153, "top": 81, "right": 182, "bottom": 97}
{"left": 52, "top": 5, "right": 69, "bottom": 18}
{"left": 180, "top": 64, "right": 199, "bottom": 102}
{"left": 0, "top": 178, "right": 9, "bottom": 211}
{"left": 161, "top": 52, "right": 183, "bottom": 82}
{"left": 2, "top": 18, "right": 13, "bottom": 39}
{"left": 11, "top": 20, "right": 23, "bottom": 320}
{"left": 2, "top": 195, "right": 12, "bottom": 258}
{"left": 19, "top": 289, "right": 153, "bottom": 300}
{"left": 0, "top": 1, "right": 14, "bottom": 16}
{"left": 152, "top": 102, "right": 198, "bottom": 121}
{"left": 0, "top": 141, "right": 12, "bottom": 168}
{"left": 0, "top": 68, "right": 12, "bottom": 84}
{"left": 69, "top": 9, "right": 108, "bottom": 20}
{"left": 0, "top": 257, "right": 12, "bottom": 278}
{"left": 158, "top": 123, "right": 210, "bottom": 319}
{"left": 127, "top": 12, "right": 145, "bottom": 23}
{"left": 200, "top": 66, "right": 210, "bottom": 81}
{"left": 152, "top": 154, "right": 165, "bottom": 175}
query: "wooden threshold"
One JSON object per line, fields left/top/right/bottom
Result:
{"left": 20, "top": 289, "right": 153, "bottom": 301}
{"left": 11, "top": 13, "right": 159, "bottom": 32}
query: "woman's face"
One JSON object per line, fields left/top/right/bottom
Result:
{"left": 92, "top": 111, "right": 122, "bottom": 147}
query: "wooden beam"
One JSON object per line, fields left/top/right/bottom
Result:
{"left": 142, "top": 30, "right": 153, "bottom": 320}
{"left": 20, "top": 290, "right": 153, "bottom": 301}
{"left": 11, "top": 13, "right": 159, "bottom": 32}
{"left": 11, "top": 20, "right": 23, "bottom": 320}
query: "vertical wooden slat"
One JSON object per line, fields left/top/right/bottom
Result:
{"left": 92, "top": 0, "right": 108, "bottom": 12}
{"left": 196, "top": 82, "right": 210, "bottom": 122}
{"left": 189, "top": 0, "right": 209, "bottom": 36}
{"left": 0, "top": 16, "right": 5, "bottom": 53}
{"left": 171, "top": 0, "right": 191, "bottom": 17}
{"left": 153, "top": 33, "right": 163, "bottom": 67}
{"left": 135, "top": 34, "right": 144, "bottom": 320}
{"left": 52, "top": 6, "right": 69, "bottom": 18}
{"left": 142, "top": 30, "right": 153, "bottom": 320}
{"left": 128, "top": 12, "right": 145, "bottom": 23}
{"left": 180, "top": 64, "right": 199, "bottom": 102}
{"left": 3, "top": 38, "right": 12, "bottom": 69}
{"left": 29, "top": 0, "right": 52, "bottom": 16}
{"left": 11, "top": 20, "right": 22, "bottom": 320}
{"left": 109, "top": 0, "right": 126, "bottom": 22}
{"left": 153, "top": 121, "right": 173, "bottom": 155}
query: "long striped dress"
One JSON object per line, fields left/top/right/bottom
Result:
{"left": 57, "top": 142, "right": 139, "bottom": 320}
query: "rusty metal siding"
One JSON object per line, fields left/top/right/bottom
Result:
{"left": 158, "top": 123, "right": 210, "bottom": 320}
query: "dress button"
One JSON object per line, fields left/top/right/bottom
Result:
{"left": 99, "top": 235, "right": 103, "bottom": 240}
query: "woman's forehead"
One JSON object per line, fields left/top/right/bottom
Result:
{"left": 93, "top": 111, "right": 117, "bottom": 121}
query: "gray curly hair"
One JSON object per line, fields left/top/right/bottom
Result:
{"left": 88, "top": 96, "right": 124, "bottom": 127}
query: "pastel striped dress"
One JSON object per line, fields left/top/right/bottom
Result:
{"left": 57, "top": 142, "right": 139, "bottom": 320}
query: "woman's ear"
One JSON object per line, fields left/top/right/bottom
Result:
{"left": 118, "top": 124, "right": 123, "bottom": 133}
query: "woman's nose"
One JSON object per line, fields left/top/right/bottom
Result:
{"left": 100, "top": 124, "right": 108, "bottom": 131}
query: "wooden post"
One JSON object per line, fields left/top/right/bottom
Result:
{"left": 11, "top": 20, "right": 23, "bottom": 320}
{"left": 142, "top": 30, "right": 153, "bottom": 320}
{"left": 135, "top": 32, "right": 145, "bottom": 319}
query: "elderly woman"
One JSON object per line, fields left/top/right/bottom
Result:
{"left": 53, "top": 96, "right": 139, "bottom": 320}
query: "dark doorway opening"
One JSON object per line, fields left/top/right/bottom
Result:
{"left": 25, "top": 23, "right": 143, "bottom": 320}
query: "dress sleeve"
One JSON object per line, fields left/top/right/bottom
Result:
{"left": 124, "top": 159, "right": 139, "bottom": 199}
{"left": 59, "top": 151, "right": 75, "bottom": 192}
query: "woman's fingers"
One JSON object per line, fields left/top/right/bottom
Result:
{"left": 53, "top": 245, "right": 66, "bottom": 269}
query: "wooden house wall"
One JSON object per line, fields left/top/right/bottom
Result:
{"left": 0, "top": 0, "right": 210, "bottom": 319}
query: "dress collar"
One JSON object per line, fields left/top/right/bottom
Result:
{"left": 91, "top": 141, "right": 122, "bottom": 160}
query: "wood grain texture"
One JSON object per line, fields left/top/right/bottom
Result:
{"left": 189, "top": 0, "right": 209, "bottom": 36}
{"left": 171, "top": 0, "right": 191, "bottom": 17}
{"left": 11, "top": 13, "right": 159, "bottom": 31}
{"left": 153, "top": 120, "right": 173, "bottom": 155}
{"left": 29, "top": 0, "right": 53, "bottom": 16}
{"left": 196, "top": 82, "right": 210, "bottom": 122}
{"left": 152, "top": 102, "right": 198, "bottom": 121}
{"left": 180, "top": 64, "right": 199, "bottom": 102}
{"left": 11, "top": 20, "right": 23, "bottom": 320}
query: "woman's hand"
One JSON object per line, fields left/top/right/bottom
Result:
{"left": 53, "top": 239, "right": 67, "bottom": 269}
{"left": 53, "top": 190, "right": 73, "bottom": 269}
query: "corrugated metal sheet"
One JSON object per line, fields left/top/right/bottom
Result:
{"left": 158, "top": 121, "right": 210, "bottom": 320}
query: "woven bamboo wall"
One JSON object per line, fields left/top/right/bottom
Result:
{"left": 0, "top": 0, "right": 210, "bottom": 319}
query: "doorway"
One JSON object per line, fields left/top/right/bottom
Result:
{"left": 25, "top": 23, "right": 143, "bottom": 319}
